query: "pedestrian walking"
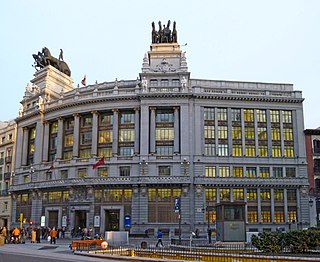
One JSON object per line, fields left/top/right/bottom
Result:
{"left": 36, "top": 226, "right": 41, "bottom": 243}
{"left": 31, "top": 229, "right": 36, "bottom": 243}
{"left": 156, "top": 230, "right": 163, "bottom": 247}
{"left": 50, "top": 227, "right": 57, "bottom": 244}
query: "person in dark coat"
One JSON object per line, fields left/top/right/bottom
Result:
{"left": 36, "top": 226, "right": 41, "bottom": 243}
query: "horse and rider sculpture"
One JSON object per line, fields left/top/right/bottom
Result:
{"left": 32, "top": 47, "right": 71, "bottom": 77}
{"left": 152, "top": 20, "right": 178, "bottom": 44}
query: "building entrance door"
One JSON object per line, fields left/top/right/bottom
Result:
{"left": 48, "top": 211, "right": 58, "bottom": 228}
{"left": 74, "top": 210, "right": 86, "bottom": 230}
{"left": 105, "top": 210, "right": 119, "bottom": 231}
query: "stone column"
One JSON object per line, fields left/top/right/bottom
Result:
{"left": 134, "top": 108, "right": 140, "bottom": 155}
{"left": 56, "top": 117, "right": 64, "bottom": 160}
{"left": 271, "top": 189, "right": 275, "bottom": 223}
{"left": 15, "top": 127, "right": 24, "bottom": 168}
{"left": 174, "top": 107, "right": 180, "bottom": 153}
{"left": 21, "top": 127, "right": 29, "bottom": 166}
{"left": 149, "top": 107, "right": 156, "bottom": 154}
{"left": 73, "top": 114, "right": 80, "bottom": 158}
{"left": 34, "top": 119, "right": 44, "bottom": 165}
{"left": 112, "top": 109, "right": 119, "bottom": 156}
{"left": 257, "top": 188, "right": 261, "bottom": 222}
{"left": 91, "top": 111, "right": 99, "bottom": 156}
{"left": 266, "top": 110, "right": 272, "bottom": 157}
{"left": 42, "top": 121, "right": 50, "bottom": 162}
{"left": 284, "top": 189, "right": 288, "bottom": 222}
{"left": 140, "top": 105, "right": 150, "bottom": 156}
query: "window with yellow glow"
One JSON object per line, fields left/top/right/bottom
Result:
{"left": 233, "top": 188, "right": 244, "bottom": 201}
{"left": 50, "top": 121, "right": 58, "bottom": 134}
{"left": 218, "top": 126, "right": 228, "bottom": 139}
{"left": 232, "top": 126, "right": 242, "bottom": 139}
{"left": 260, "top": 189, "right": 271, "bottom": 201}
{"left": 219, "top": 188, "right": 230, "bottom": 201}
{"left": 64, "top": 134, "right": 73, "bottom": 147}
{"left": 274, "top": 189, "right": 284, "bottom": 201}
{"left": 205, "top": 188, "right": 217, "bottom": 201}
{"left": 258, "top": 145, "right": 268, "bottom": 157}
{"left": 205, "top": 166, "right": 216, "bottom": 177}
{"left": 284, "top": 146, "right": 294, "bottom": 158}
{"left": 283, "top": 128, "right": 293, "bottom": 141}
{"left": 245, "top": 127, "right": 255, "bottom": 139}
{"left": 270, "top": 110, "right": 280, "bottom": 123}
{"left": 98, "top": 147, "right": 112, "bottom": 158}
{"left": 217, "top": 108, "right": 227, "bottom": 121}
{"left": 244, "top": 109, "right": 254, "bottom": 122}
{"left": 246, "top": 167, "right": 256, "bottom": 178}
{"left": 232, "top": 145, "right": 242, "bottom": 156}
{"left": 219, "top": 166, "right": 230, "bottom": 177}
{"left": 233, "top": 166, "right": 243, "bottom": 177}
{"left": 245, "top": 145, "right": 256, "bottom": 157}
{"left": 257, "top": 127, "right": 267, "bottom": 140}
{"left": 247, "top": 189, "right": 257, "bottom": 201}
{"left": 259, "top": 167, "right": 270, "bottom": 178}
{"left": 272, "top": 146, "right": 281, "bottom": 157}
{"left": 78, "top": 168, "right": 87, "bottom": 178}
{"left": 271, "top": 128, "right": 281, "bottom": 140}
{"left": 282, "top": 111, "right": 292, "bottom": 123}
{"left": 261, "top": 210, "right": 271, "bottom": 222}
{"left": 256, "top": 109, "right": 266, "bottom": 122}
{"left": 120, "top": 129, "right": 135, "bottom": 142}
{"left": 98, "top": 167, "right": 108, "bottom": 177}
{"left": 204, "top": 126, "right": 215, "bottom": 139}
{"left": 99, "top": 130, "right": 112, "bottom": 143}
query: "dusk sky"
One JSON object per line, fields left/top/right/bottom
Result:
{"left": 1, "top": 0, "right": 320, "bottom": 128}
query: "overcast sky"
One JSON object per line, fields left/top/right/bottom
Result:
{"left": 1, "top": 0, "right": 319, "bottom": 128}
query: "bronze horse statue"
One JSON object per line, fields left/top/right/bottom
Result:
{"left": 32, "top": 47, "right": 71, "bottom": 76}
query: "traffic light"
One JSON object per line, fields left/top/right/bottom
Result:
{"left": 174, "top": 197, "right": 180, "bottom": 213}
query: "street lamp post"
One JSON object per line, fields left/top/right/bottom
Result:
{"left": 29, "top": 165, "right": 35, "bottom": 183}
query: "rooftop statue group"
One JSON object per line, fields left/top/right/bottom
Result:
{"left": 32, "top": 47, "right": 71, "bottom": 76}
{"left": 152, "top": 20, "right": 177, "bottom": 44}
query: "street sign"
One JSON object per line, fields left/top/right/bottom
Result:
{"left": 124, "top": 215, "right": 131, "bottom": 228}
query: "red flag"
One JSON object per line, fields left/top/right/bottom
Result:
{"left": 93, "top": 156, "right": 105, "bottom": 169}
{"left": 49, "top": 161, "right": 54, "bottom": 170}
{"left": 81, "top": 75, "right": 86, "bottom": 86}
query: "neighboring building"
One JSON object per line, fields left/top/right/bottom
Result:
{"left": 10, "top": 22, "right": 310, "bottom": 238}
{"left": 0, "top": 120, "right": 16, "bottom": 228}
{"left": 304, "top": 128, "right": 320, "bottom": 227}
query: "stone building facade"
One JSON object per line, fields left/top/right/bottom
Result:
{"left": 0, "top": 120, "right": 16, "bottom": 228}
{"left": 9, "top": 29, "right": 310, "bottom": 238}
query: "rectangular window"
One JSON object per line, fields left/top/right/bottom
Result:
{"left": 65, "top": 118, "right": 74, "bottom": 130}
{"left": 271, "top": 128, "right": 281, "bottom": 140}
{"left": 81, "top": 115, "right": 92, "bottom": 127}
{"left": 245, "top": 127, "right": 255, "bottom": 139}
{"left": 232, "top": 145, "right": 242, "bottom": 156}
{"left": 284, "top": 146, "right": 294, "bottom": 158}
{"left": 244, "top": 109, "right": 254, "bottom": 122}
{"left": 119, "top": 129, "right": 135, "bottom": 142}
{"left": 270, "top": 110, "right": 280, "bottom": 123}
{"left": 119, "top": 147, "right": 134, "bottom": 156}
{"left": 205, "top": 166, "right": 216, "bottom": 177}
{"left": 256, "top": 109, "right": 266, "bottom": 122}
{"left": 64, "top": 134, "right": 73, "bottom": 147}
{"left": 273, "top": 167, "right": 283, "bottom": 178}
{"left": 120, "top": 113, "right": 135, "bottom": 124}
{"left": 98, "top": 147, "right": 112, "bottom": 158}
{"left": 156, "top": 146, "right": 173, "bottom": 155}
{"left": 204, "top": 108, "right": 215, "bottom": 120}
{"left": 219, "top": 166, "right": 230, "bottom": 177}
{"left": 172, "top": 79, "right": 180, "bottom": 86}
{"left": 150, "top": 79, "right": 157, "bottom": 86}
{"left": 245, "top": 145, "right": 256, "bottom": 157}
{"left": 218, "top": 144, "right": 228, "bottom": 156}
{"left": 232, "top": 126, "right": 242, "bottom": 139}
{"left": 81, "top": 132, "right": 92, "bottom": 144}
{"left": 98, "top": 167, "right": 108, "bottom": 177}
{"left": 120, "top": 166, "right": 130, "bottom": 176}
{"left": 282, "top": 111, "right": 292, "bottom": 123}
{"left": 60, "top": 170, "right": 68, "bottom": 179}
{"left": 99, "top": 130, "right": 112, "bottom": 143}
{"left": 247, "top": 189, "right": 257, "bottom": 201}
{"left": 219, "top": 188, "right": 230, "bottom": 201}
{"left": 63, "top": 151, "right": 72, "bottom": 160}
{"left": 159, "top": 166, "right": 170, "bottom": 176}
{"left": 204, "top": 126, "right": 215, "bottom": 139}
{"left": 260, "top": 167, "right": 270, "bottom": 178}
{"left": 286, "top": 167, "right": 296, "bottom": 178}
{"left": 100, "top": 114, "right": 113, "bottom": 125}
{"left": 233, "top": 188, "right": 244, "bottom": 201}
{"left": 231, "top": 109, "right": 241, "bottom": 121}
{"left": 261, "top": 208, "right": 271, "bottom": 222}
{"left": 233, "top": 167, "right": 243, "bottom": 177}
{"left": 204, "top": 144, "right": 215, "bottom": 156}
{"left": 155, "top": 128, "right": 174, "bottom": 140}
{"left": 287, "top": 189, "right": 297, "bottom": 201}
{"left": 272, "top": 145, "right": 281, "bottom": 157}
{"left": 50, "top": 121, "right": 58, "bottom": 134}
{"left": 205, "top": 188, "right": 217, "bottom": 201}
{"left": 246, "top": 167, "right": 257, "bottom": 178}
{"left": 288, "top": 207, "right": 297, "bottom": 222}
{"left": 248, "top": 207, "right": 258, "bottom": 223}
{"left": 78, "top": 168, "right": 87, "bottom": 178}
{"left": 283, "top": 128, "right": 293, "bottom": 141}
{"left": 218, "top": 126, "right": 228, "bottom": 139}
{"left": 258, "top": 145, "right": 268, "bottom": 157}
{"left": 274, "top": 189, "right": 284, "bottom": 201}
{"left": 161, "top": 79, "right": 169, "bottom": 86}
{"left": 217, "top": 108, "right": 227, "bottom": 121}
{"left": 156, "top": 110, "right": 174, "bottom": 122}
{"left": 79, "top": 149, "right": 91, "bottom": 158}
{"left": 260, "top": 189, "right": 271, "bottom": 201}
{"left": 257, "top": 127, "right": 267, "bottom": 140}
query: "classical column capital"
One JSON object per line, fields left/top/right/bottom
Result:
{"left": 91, "top": 111, "right": 99, "bottom": 115}
{"left": 112, "top": 108, "right": 119, "bottom": 113}
{"left": 150, "top": 107, "right": 157, "bottom": 111}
